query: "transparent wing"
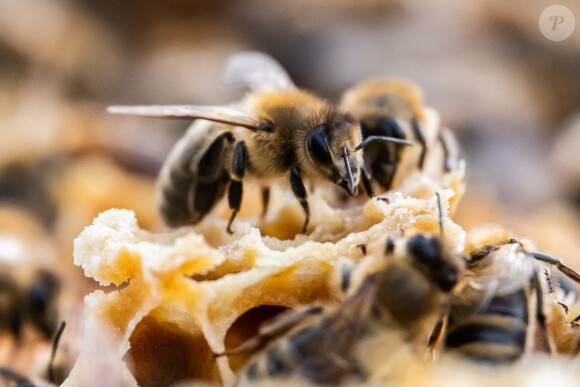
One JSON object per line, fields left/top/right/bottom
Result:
{"left": 464, "top": 244, "right": 532, "bottom": 313}
{"left": 107, "top": 105, "right": 260, "bottom": 130}
{"left": 222, "top": 51, "right": 296, "bottom": 92}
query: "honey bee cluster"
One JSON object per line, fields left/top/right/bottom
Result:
{"left": 49, "top": 52, "right": 580, "bottom": 387}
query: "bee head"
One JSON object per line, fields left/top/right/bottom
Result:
{"left": 304, "top": 114, "right": 363, "bottom": 196}
{"left": 407, "top": 234, "right": 460, "bottom": 292}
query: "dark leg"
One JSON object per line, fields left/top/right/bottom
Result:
{"left": 290, "top": 167, "right": 310, "bottom": 234}
{"left": 227, "top": 142, "right": 246, "bottom": 234}
{"left": 533, "top": 269, "right": 555, "bottom": 353}
{"left": 532, "top": 252, "right": 580, "bottom": 285}
{"left": 360, "top": 167, "right": 374, "bottom": 197}
{"left": 384, "top": 236, "right": 395, "bottom": 255}
{"left": 341, "top": 263, "right": 353, "bottom": 293}
{"left": 411, "top": 117, "right": 427, "bottom": 170}
{"left": 261, "top": 187, "right": 270, "bottom": 218}
{"left": 48, "top": 321, "right": 66, "bottom": 384}
{"left": 427, "top": 316, "right": 445, "bottom": 350}
{"left": 438, "top": 133, "right": 451, "bottom": 172}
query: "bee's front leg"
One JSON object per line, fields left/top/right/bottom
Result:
{"left": 411, "top": 117, "right": 427, "bottom": 169}
{"left": 533, "top": 268, "right": 556, "bottom": 354}
{"left": 360, "top": 166, "right": 374, "bottom": 197}
{"left": 227, "top": 142, "right": 246, "bottom": 234}
{"left": 289, "top": 167, "right": 309, "bottom": 234}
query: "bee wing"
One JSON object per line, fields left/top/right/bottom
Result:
{"left": 222, "top": 51, "right": 296, "bottom": 92}
{"left": 303, "top": 273, "right": 378, "bottom": 352}
{"left": 291, "top": 274, "right": 379, "bottom": 382}
{"left": 463, "top": 245, "right": 533, "bottom": 314}
{"left": 107, "top": 105, "right": 260, "bottom": 130}
{"left": 213, "top": 307, "right": 324, "bottom": 358}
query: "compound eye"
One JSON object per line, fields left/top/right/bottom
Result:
{"left": 307, "top": 130, "right": 332, "bottom": 165}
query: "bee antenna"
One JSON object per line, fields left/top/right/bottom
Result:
{"left": 435, "top": 192, "right": 444, "bottom": 236}
{"left": 48, "top": 321, "right": 66, "bottom": 384}
{"left": 342, "top": 146, "right": 356, "bottom": 195}
{"left": 353, "top": 136, "right": 413, "bottom": 152}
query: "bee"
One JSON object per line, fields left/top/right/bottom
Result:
{"left": 437, "top": 226, "right": 580, "bottom": 363}
{"left": 217, "top": 194, "right": 464, "bottom": 384}
{"left": 340, "top": 79, "right": 457, "bottom": 192}
{"left": 108, "top": 52, "right": 411, "bottom": 234}
{"left": 0, "top": 321, "right": 66, "bottom": 387}
{"left": 0, "top": 268, "right": 61, "bottom": 344}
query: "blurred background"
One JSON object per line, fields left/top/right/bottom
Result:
{"left": 1, "top": 0, "right": 580, "bottom": 382}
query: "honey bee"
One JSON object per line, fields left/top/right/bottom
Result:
{"left": 437, "top": 226, "right": 580, "bottom": 363}
{"left": 0, "top": 321, "right": 66, "bottom": 387}
{"left": 0, "top": 268, "right": 61, "bottom": 343}
{"left": 340, "top": 79, "right": 457, "bottom": 192}
{"left": 0, "top": 231, "right": 64, "bottom": 385}
{"left": 108, "top": 52, "right": 411, "bottom": 234}
{"left": 217, "top": 195, "right": 464, "bottom": 384}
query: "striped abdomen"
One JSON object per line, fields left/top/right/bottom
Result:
{"left": 444, "top": 286, "right": 529, "bottom": 363}
{"left": 158, "top": 128, "right": 234, "bottom": 227}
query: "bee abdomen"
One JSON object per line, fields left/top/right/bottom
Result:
{"left": 444, "top": 319, "right": 527, "bottom": 363}
{"left": 445, "top": 289, "right": 529, "bottom": 363}
{"left": 159, "top": 132, "right": 233, "bottom": 227}
{"left": 160, "top": 166, "right": 197, "bottom": 226}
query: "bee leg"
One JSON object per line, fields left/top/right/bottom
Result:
{"left": 438, "top": 133, "right": 451, "bottom": 173}
{"left": 341, "top": 263, "right": 354, "bottom": 293}
{"left": 29, "top": 270, "right": 61, "bottom": 340}
{"left": 227, "top": 142, "right": 246, "bottom": 234}
{"left": 290, "top": 167, "right": 309, "bottom": 233}
{"left": 9, "top": 304, "right": 22, "bottom": 343}
{"left": 533, "top": 269, "right": 556, "bottom": 354}
{"left": 261, "top": 187, "right": 270, "bottom": 218}
{"left": 531, "top": 252, "right": 580, "bottom": 286}
{"left": 411, "top": 117, "right": 427, "bottom": 169}
{"left": 360, "top": 167, "right": 374, "bottom": 197}
{"left": 427, "top": 316, "right": 445, "bottom": 351}
{"left": 47, "top": 321, "right": 66, "bottom": 384}
{"left": 384, "top": 236, "right": 395, "bottom": 255}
